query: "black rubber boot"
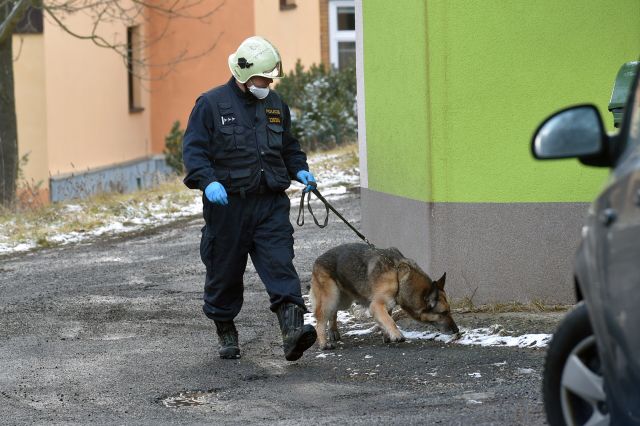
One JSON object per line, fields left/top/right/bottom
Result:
{"left": 214, "top": 320, "right": 240, "bottom": 359}
{"left": 276, "top": 303, "right": 317, "bottom": 361}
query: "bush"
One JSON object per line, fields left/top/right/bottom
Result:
{"left": 164, "top": 121, "right": 184, "bottom": 174}
{"left": 276, "top": 60, "right": 357, "bottom": 152}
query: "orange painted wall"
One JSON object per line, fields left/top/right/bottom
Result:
{"left": 148, "top": 0, "right": 255, "bottom": 155}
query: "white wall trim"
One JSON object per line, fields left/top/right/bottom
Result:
{"left": 355, "top": 0, "right": 367, "bottom": 188}
{"left": 329, "top": 0, "right": 356, "bottom": 68}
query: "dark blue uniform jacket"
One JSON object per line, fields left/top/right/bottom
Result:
{"left": 182, "top": 77, "right": 309, "bottom": 195}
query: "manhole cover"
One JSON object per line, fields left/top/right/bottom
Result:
{"left": 162, "top": 390, "right": 216, "bottom": 408}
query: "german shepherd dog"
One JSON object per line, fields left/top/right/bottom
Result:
{"left": 311, "top": 243, "right": 459, "bottom": 349}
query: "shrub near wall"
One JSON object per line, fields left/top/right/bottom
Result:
{"left": 276, "top": 60, "right": 357, "bottom": 152}
{"left": 164, "top": 121, "right": 184, "bottom": 175}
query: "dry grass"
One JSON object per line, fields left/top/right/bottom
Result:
{"left": 308, "top": 143, "right": 359, "bottom": 171}
{"left": 0, "top": 143, "right": 359, "bottom": 251}
{"left": 0, "top": 177, "right": 196, "bottom": 249}
{"left": 451, "top": 297, "right": 571, "bottom": 314}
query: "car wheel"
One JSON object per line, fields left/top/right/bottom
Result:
{"left": 543, "top": 302, "right": 609, "bottom": 426}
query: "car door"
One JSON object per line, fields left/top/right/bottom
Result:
{"left": 592, "top": 67, "right": 640, "bottom": 422}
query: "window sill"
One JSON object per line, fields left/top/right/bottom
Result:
{"left": 279, "top": 4, "right": 297, "bottom": 11}
{"left": 129, "top": 106, "right": 145, "bottom": 114}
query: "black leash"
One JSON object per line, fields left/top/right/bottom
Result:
{"left": 296, "top": 182, "right": 373, "bottom": 247}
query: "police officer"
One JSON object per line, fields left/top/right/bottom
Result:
{"left": 182, "top": 36, "right": 317, "bottom": 361}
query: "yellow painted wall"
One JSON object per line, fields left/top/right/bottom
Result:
{"left": 42, "top": 10, "right": 151, "bottom": 177}
{"left": 12, "top": 34, "right": 49, "bottom": 196}
{"left": 254, "top": 0, "right": 322, "bottom": 72}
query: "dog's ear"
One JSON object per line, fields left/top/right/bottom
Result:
{"left": 389, "top": 247, "right": 404, "bottom": 258}
{"left": 435, "top": 272, "right": 446, "bottom": 291}
{"left": 397, "top": 261, "right": 411, "bottom": 283}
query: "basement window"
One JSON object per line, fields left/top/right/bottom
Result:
{"left": 127, "top": 26, "right": 144, "bottom": 113}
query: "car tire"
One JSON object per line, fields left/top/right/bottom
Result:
{"left": 543, "top": 301, "right": 609, "bottom": 426}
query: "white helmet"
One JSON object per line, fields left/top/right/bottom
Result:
{"left": 228, "top": 36, "right": 284, "bottom": 84}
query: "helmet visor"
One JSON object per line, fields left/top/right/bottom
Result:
{"left": 261, "top": 62, "right": 283, "bottom": 79}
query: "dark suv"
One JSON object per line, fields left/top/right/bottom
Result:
{"left": 532, "top": 60, "right": 640, "bottom": 426}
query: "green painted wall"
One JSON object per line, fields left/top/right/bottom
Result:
{"left": 362, "top": 1, "right": 432, "bottom": 201}
{"left": 363, "top": 0, "right": 640, "bottom": 203}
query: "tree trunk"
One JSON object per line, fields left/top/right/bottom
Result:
{"left": 0, "top": 4, "right": 18, "bottom": 208}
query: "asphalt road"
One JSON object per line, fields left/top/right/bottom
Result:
{"left": 0, "top": 191, "right": 560, "bottom": 425}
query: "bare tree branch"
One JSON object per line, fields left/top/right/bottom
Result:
{"left": 38, "top": 0, "right": 225, "bottom": 82}
{"left": 0, "top": 0, "right": 33, "bottom": 43}
{"left": 12, "top": 33, "right": 23, "bottom": 60}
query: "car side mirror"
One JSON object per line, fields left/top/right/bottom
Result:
{"left": 532, "top": 105, "right": 607, "bottom": 163}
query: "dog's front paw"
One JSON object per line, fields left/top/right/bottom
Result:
{"left": 383, "top": 333, "right": 406, "bottom": 344}
{"left": 319, "top": 341, "right": 336, "bottom": 350}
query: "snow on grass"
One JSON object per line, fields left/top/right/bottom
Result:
{"left": 0, "top": 144, "right": 359, "bottom": 256}
{"left": 0, "top": 187, "right": 203, "bottom": 255}
{"left": 400, "top": 327, "right": 551, "bottom": 348}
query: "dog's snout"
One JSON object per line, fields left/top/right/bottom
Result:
{"left": 442, "top": 316, "right": 459, "bottom": 335}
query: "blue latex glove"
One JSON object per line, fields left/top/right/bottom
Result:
{"left": 296, "top": 170, "right": 316, "bottom": 193}
{"left": 204, "top": 181, "right": 228, "bottom": 205}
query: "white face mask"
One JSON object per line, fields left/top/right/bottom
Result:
{"left": 247, "top": 80, "right": 270, "bottom": 99}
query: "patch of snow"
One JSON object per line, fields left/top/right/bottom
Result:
{"left": 335, "top": 312, "right": 552, "bottom": 349}
{"left": 315, "top": 353, "right": 333, "bottom": 358}
{"left": 0, "top": 242, "right": 35, "bottom": 254}
{"left": 303, "top": 312, "right": 316, "bottom": 326}
{"left": 65, "top": 204, "right": 83, "bottom": 212}
{"left": 336, "top": 310, "right": 355, "bottom": 323}
{"left": 453, "top": 328, "right": 550, "bottom": 348}
{"left": 401, "top": 330, "right": 455, "bottom": 344}
{"left": 344, "top": 326, "right": 378, "bottom": 336}
{"left": 468, "top": 372, "right": 482, "bottom": 378}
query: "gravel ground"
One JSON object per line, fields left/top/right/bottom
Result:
{"left": 0, "top": 190, "right": 561, "bottom": 425}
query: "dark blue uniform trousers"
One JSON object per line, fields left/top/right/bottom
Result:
{"left": 200, "top": 191, "right": 305, "bottom": 322}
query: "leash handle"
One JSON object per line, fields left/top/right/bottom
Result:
{"left": 296, "top": 182, "right": 329, "bottom": 228}
{"left": 296, "top": 183, "right": 373, "bottom": 247}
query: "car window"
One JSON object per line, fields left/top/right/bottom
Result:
{"left": 614, "top": 67, "right": 640, "bottom": 167}
{"left": 628, "top": 72, "right": 640, "bottom": 148}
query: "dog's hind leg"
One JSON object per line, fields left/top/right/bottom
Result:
{"left": 328, "top": 311, "right": 341, "bottom": 344}
{"left": 311, "top": 265, "right": 340, "bottom": 350}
